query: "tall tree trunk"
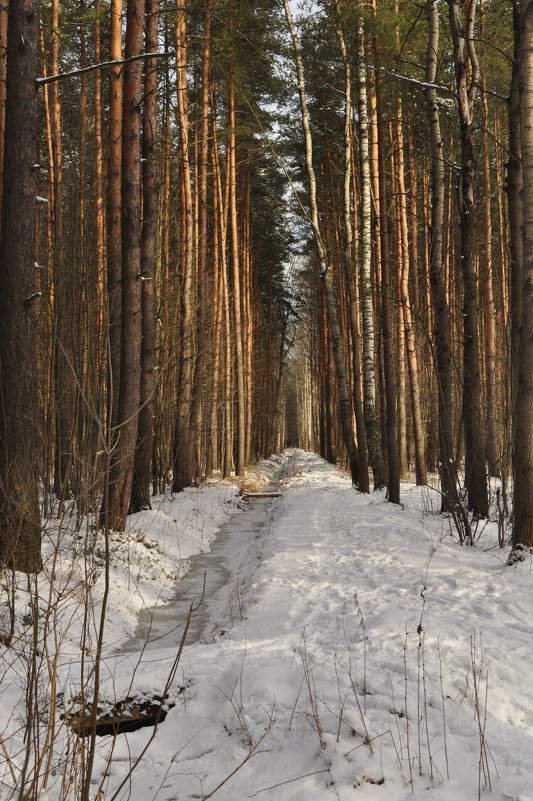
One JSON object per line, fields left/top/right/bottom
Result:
{"left": 189, "top": 0, "right": 213, "bottom": 481}
{"left": 283, "top": 0, "right": 360, "bottom": 488}
{"left": 375, "top": 65, "right": 400, "bottom": 504}
{"left": 107, "top": 0, "right": 123, "bottom": 431}
{"left": 94, "top": 0, "right": 106, "bottom": 394}
{"left": 208, "top": 123, "right": 223, "bottom": 474}
{"left": 395, "top": 94, "right": 427, "bottom": 485}
{"left": 130, "top": 0, "right": 159, "bottom": 511}
{"left": 481, "top": 84, "right": 500, "bottom": 478}
{"left": 448, "top": 0, "right": 488, "bottom": 518}
{"left": 513, "top": 0, "right": 533, "bottom": 550}
{"left": 509, "top": 0, "right": 524, "bottom": 438}
{"left": 332, "top": 0, "right": 369, "bottom": 492}
{"left": 425, "top": 0, "right": 466, "bottom": 531}
{"left": 211, "top": 89, "right": 233, "bottom": 478}
{"left": 104, "top": 0, "right": 145, "bottom": 530}
{"left": 172, "top": 0, "right": 195, "bottom": 491}
{"left": 50, "top": 0, "right": 73, "bottom": 501}
{"left": 357, "top": 16, "right": 386, "bottom": 490}
{"left": 0, "top": 0, "right": 42, "bottom": 572}
{"left": 228, "top": 55, "right": 246, "bottom": 475}
{"left": 0, "top": 0, "right": 7, "bottom": 234}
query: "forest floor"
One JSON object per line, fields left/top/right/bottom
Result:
{"left": 2, "top": 451, "right": 533, "bottom": 800}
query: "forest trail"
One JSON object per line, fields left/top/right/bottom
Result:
{"left": 99, "top": 451, "right": 533, "bottom": 801}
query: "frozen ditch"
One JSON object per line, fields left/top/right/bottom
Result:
{"left": 87, "top": 460, "right": 290, "bottom": 736}
{"left": 120, "top": 482, "right": 284, "bottom": 655}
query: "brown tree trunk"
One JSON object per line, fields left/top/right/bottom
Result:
{"left": 390, "top": 116, "right": 408, "bottom": 480}
{"left": 130, "top": 0, "right": 159, "bottom": 511}
{"left": 513, "top": 0, "right": 533, "bottom": 550}
{"left": 228, "top": 56, "right": 246, "bottom": 476}
{"left": 425, "top": 0, "right": 466, "bottom": 530}
{"left": 0, "top": 0, "right": 42, "bottom": 572}
{"left": 0, "top": 0, "right": 7, "bottom": 233}
{"left": 448, "top": 0, "right": 488, "bottom": 518}
{"left": 332, "top": 0, "right": 369, "bottom": 491}
{"left": 208, "top": 124, "right": 223, "bottom": 474}
{"left": 107, "top": 0, "right": 123, "bottom": 431}
{"left": 189, "top": 0, "right": 213, "bottom": 481}
{"left": 211, "top": 82, "right": 233, "bottom": 478}
{"left": 375, "top": 66, "right": 400, "bottom": 504}
{"left": 104, "top": 0, "right": 145, "bottom": 530}
{"left": 172, "top": 0, "right": 195, "bottom": 491}
{"left": 481, "top": 86, "right": 500, "bottom": 478}
{"left": 50, "top": 0, "right": 74, "bottom": 501}
{"left": 395, "top": 99, "right": 427, "bottom": 485}
{"left": 509, "top": 0, "right": 524, "bottom": 432}
{"left": 94, "top": 0, "right": 106, "bottom": 391}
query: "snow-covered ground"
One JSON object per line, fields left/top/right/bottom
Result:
{"left": 1, "top": 451, "right": 533, "bottom": 800}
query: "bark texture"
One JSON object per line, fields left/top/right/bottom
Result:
{"left": 358, "top": 18, "right": 386, "bottom": 490}
{"left": 104, "top": 0, "right": 144, "bottom": 530}
{"left": 448, "top": 0, "right": 488, "bottom": 518}
{"left": 130, "top": 0, "right": 159, "bottom": 511}
{"left": 0, "top": 0, "right": 42, "bottom": 571}
{"left": 513, "top": 0, "right": 533, "bottom": 549}
{"left": 425, "top": 0, "right": 467, "bottom": 530}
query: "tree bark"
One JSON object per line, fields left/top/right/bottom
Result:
{"left": 448, "top": 0, "right": 488, "bottom": 518}
{"left": 357, "top": 17, "right": 386, "bottom": 490}
{"left": 0, "top": 0, "right": 42, "bottom": 571}
{"left": 189, "top": 0, "right": 213, "bottom": 481}
{"left": 94, "top": 0, "right": 106, "bottom": 390}
{"left": 425, "top": 0, "right": 466, "bottom": 530}
{"left": 513, "top": 0, "right": 533, "bottom": 550}
{"left": 332, "top": 0, "right": 369, "bottom": 492}
{"left": 104, "top": 0, "right": 144, "bottom": 530}
{"left": 509, "top": 0, "right": 524, "bottom": 435}
{"left": 130, "top": 0, "right": 159, "bottom": 511}
{"left": 375, "top": 67, "right": 400, "bottom": 504}
{"left": 395, "top": 95, "right": 427, "bottom": 485}
{"left": 228, "top": 45, "right": 245, "bottom": 476}
{"left": 107, "top": 0, "right": 123, "bottom": 432}
{"left": 0, "top": 0, "right": 7, "bottom": 234}
{"left": 481, "top": 85, "right": 500, "bottom": 478}
{"left": 211, "top": 90, "right": 233, "bottom": 478}
{"left": 172, "top": 0, "right": 195, "bottom": 491}
{"left": 50, "top": 0, "right": 74, "bottom": 501}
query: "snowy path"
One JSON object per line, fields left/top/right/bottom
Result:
{"left": 94, "top": 452, "right": 533, "bottom": 800}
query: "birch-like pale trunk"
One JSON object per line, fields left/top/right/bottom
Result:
{"left": 356, "top": 16, "right": 386, "bottom": 490}
{"left": 374, "top": 62, "right": 400, "bottom": 505}
{"left": 394, "top": 91, "right": 427, "bottom": 486}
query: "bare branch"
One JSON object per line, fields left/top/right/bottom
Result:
{"left": 36, "top": 50, "right": 174, "bottom": 86}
